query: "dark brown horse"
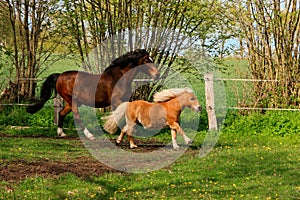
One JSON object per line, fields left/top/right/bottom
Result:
{"left": 26, "top": 49, "right": 159, "bottom": 139}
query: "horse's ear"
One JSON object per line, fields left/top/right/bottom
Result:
{"left": 134, "top": 49, "right": 148, "bottom": 57}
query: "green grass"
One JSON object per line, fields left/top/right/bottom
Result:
{"left": 0, "top": 108, "right": 299, "bottom": 199}
{"left": 1, "top": 108, "right": 300, "bottom": 199}
{"left": 0, "top": 132, "right": 299, "bottom": 199}
{"left": 0, "top": 137, "right": 89, "bottom": 162}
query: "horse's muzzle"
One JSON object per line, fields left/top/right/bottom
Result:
{"left": 152, "top": 73, "right": 160, "bottom": 81}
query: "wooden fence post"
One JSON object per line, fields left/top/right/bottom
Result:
{"left": 54, "top": 95, "right": 63, "bottom": 125}
{"left": 204, "top": 73, "right": 218, "bottom": 131}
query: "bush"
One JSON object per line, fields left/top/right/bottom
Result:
{"left": 223, "top": 110, "right": 300, "bottom": 137}
{"left": 5, "top": 106, "right": 74, "bottom": 127}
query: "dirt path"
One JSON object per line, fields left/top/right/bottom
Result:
{"left": 0, "top": 134, "right": 177, "bottom": 182}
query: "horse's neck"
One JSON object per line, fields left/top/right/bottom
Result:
{"left": 121, "top": 66, "right": 138, "bottom": 82}
{"left": 112, "top": 66, "right": 138, "bottom": 82}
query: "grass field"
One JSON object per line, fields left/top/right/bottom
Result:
{"left": 0, "top": 130, "right": 299, "bottom": 199}
{"left": 0, "top": 57, "right": 299, "bottom": 199}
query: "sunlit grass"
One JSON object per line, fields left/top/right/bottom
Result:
{"left": 0, "top": 133, "right": 299, "bottom": 199}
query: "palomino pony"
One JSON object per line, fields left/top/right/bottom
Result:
{"left": 26, "top": 49, "right": 159, "bottom": 139}
{"left": 104, "top": 87, "right": 202, "bottom": 149}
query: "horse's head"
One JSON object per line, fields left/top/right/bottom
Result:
{"left": 181, "top": 89, "right": 202, "bottom": 112}
{"left": 136, "top": 50, "right": 159, "bottom": 80}
{"left": 106, "top": 49, "right": 159, "bottom": 80}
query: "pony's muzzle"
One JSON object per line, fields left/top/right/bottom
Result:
{"left": 194, "top": 105, "right": 202, "bottom": 112}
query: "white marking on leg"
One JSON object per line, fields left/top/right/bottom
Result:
{"left": 83, "top": 128, "right": 95, "bottom": 140}
{"left": 57, "top": 127, "right": 66, "bottom": 137}
{"left": 171, "top": 130, "right": 179, "bottom": 150}
{"left": 130, "top": 143, "right": 138, "bottom": 149}
{"left": 172, "top": 138, "right": 180, "bottom": 150}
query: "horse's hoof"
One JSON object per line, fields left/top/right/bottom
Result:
{"left": 130, "top": 145, "right": 138, "bottom": 149}
{"left": 58, "top": 133, "right": 67, "bottom": 137}
{"left": 116, "top": 141, "right": 120, "bottom": 146}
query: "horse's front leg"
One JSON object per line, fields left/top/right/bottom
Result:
{"left": 72, "top": 102, "right": 95, "bottom": 140}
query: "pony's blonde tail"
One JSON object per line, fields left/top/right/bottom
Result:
{"left": 103, "top": 102, "right": 129, "bottom": 134}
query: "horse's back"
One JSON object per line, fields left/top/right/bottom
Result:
{"left": 55, "top": 71, "right": 79, "bottom": 99}
{"left": 55, "top": 70, "right": 111, "bottom": 107}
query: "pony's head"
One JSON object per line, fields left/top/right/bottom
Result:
{"left": 180, "top": 88, "right": 202, "bottom": 112}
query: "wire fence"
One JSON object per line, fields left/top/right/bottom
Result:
{"left": 205, "top": 75, "right": 300, "bottom": 112}
{"left": 1, "top": 76, "right": 300, "bottom": 111}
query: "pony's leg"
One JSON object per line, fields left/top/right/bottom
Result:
{"left": 171, "top": 129, "right": 180, "bottom": 150}
{"left": 170, "top": 123, "right": 192, "bottom": 148}
{"left": 177, "top": 126, "right": 192, "bottom": 144}
{"left": 116, "top": 125, "right": 137, "bottom": 148}
{"left": 126, "top": 123, "right": 137, "bottom": 149}
{"left": 72, "top": 102, "right": 95, "bottom": 140}
{"left": 57, "top": 104, "right": 72, "bottom": 137}
{"left": 116, "top": 126, "right": 127, "bottom": 145}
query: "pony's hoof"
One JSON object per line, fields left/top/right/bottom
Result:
{"left": 187, "top": 140, "right": 193, "bottom": 145}
{"left": 88, "top": 136, "right": 96, "bottom": 140}
{"left": 173, "top": 146, "right": 180, "bottom": 150}
{"left": 116, "top": 141, "right": 120, "bottom": 146}
{"left": 130, "top": 144, "right": 138, "bottom": 149}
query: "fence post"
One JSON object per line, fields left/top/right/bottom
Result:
{"left": 54, "top": 95, "right": 63, "bottom": 125}
{"left": 204, "top": 73, "right": 218, "bottom": 131}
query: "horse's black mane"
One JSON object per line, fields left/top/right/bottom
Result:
{"left": 104, "top": 49, "right": 149, "bottom": 72}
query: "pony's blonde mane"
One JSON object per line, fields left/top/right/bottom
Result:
{"left": 153, "top": 87, "right": 194, "bottom": 102}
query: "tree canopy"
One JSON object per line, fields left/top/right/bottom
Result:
{"left": 0, "top": 0, "right": 299, "bottom": 108}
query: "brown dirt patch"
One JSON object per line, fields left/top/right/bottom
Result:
{"left": 0, "top": 157, "right": 117, "bottom": 183}
{"left": 0, "top": 134, "right": 195, "bottom": 183}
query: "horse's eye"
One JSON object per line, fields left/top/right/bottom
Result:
{"left": 190, "top": 97, "right": 195, "bottom": 101}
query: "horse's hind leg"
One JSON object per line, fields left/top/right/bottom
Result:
{"left": 57, "top": 103, "right": 72, "bottom": 137}
{"left": 72, "top": 102, "right": 95, "bottom": 140}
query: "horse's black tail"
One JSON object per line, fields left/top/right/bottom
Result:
{"left": 26, "top": 73, "right": 61, "bottom": 114}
